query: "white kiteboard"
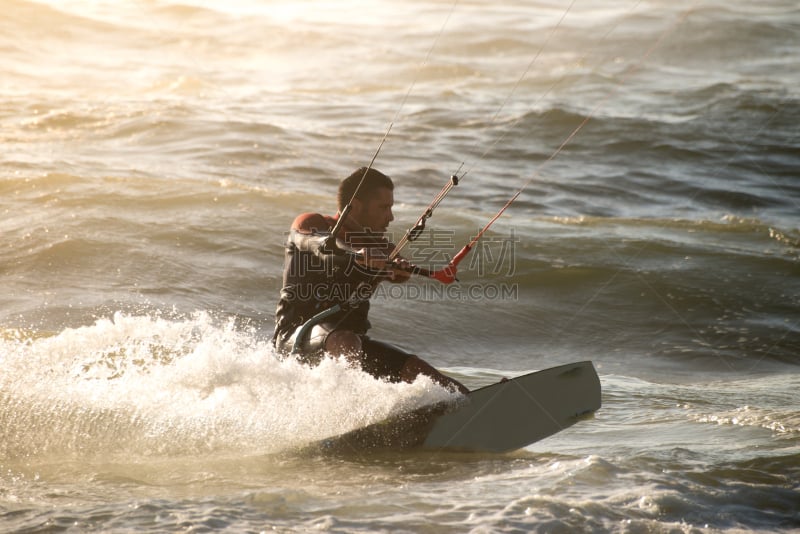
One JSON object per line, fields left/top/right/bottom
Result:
{"left": 314, "top": 360, "right": 601, "bottom": 454}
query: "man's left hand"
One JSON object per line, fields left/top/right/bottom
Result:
{"left": 388, "top": 258, "right": 413, "bottom": 283}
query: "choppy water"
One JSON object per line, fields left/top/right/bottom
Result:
{"left": 2, "top": 0, "right": 799, "bottom": 532}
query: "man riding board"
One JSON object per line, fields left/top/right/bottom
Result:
{"left": 273, "top": 167, "right": 468, "bottom": 394}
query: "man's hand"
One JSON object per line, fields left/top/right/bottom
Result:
{"left": 388, "top": 258, "right": 412, "bottom": 283}
{"left": 354, "top": 247, "right": 389, "bottom": 272}
{"left": 354, "top": 249, "right": 412, "bottom": 283}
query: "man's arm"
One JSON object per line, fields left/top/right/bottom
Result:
{"left": 289, "top": 213, "right": 384, "bottom": 278}
{"left": 291, "top": 213, "right": 410, "bottom": 282}
{"left": 291, "top": 213, "right": 331, "bottom": 236}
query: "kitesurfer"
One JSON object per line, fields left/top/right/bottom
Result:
{"left": 273, "top": 167, "right": 468, "bottom": 394}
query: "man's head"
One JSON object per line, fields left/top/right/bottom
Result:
{"left": 338, "top": 167, "right": 395, "bottom": 234}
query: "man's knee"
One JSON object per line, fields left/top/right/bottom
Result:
{"left": 325, "top": 330, "right": 362, "bottom": 358}
{"left": 402, "top": 354, "right": 429, "bottom": 373}
{"left": 399, "top": 354, "right": 437, "bottom": 382}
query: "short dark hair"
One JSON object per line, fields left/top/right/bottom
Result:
{"left": 337, "top": 167, "right": 394, "bottom": 212}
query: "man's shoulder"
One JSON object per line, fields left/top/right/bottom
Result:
{"left": 291, "top": 212, "right": 335, "bottom": 233}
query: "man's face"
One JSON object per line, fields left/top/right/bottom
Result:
{"left": 352, "top": 187, "right": 394, "bottom": 235}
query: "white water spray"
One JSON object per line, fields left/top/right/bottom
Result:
{"left": 0, "top": 312, "right": 458, "bottom": 460}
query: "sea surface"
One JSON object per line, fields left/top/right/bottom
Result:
{"left": 2, "top": 0, "right": 799, "bottom": 532}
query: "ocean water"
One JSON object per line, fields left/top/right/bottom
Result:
{"left": 2, "top": 0, "right": 799, "bottom": 532}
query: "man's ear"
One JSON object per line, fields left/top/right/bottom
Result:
{"left": 349, "top": 197, "right": 363, "bottom": 218}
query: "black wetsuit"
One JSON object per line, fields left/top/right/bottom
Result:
{"left": 272, "top": 213, "right": 413, "bottom": 381}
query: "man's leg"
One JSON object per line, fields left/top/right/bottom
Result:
{"left": 324, "top": 330, "right": 364, "bottom": 367}
{"left": 285, "top": 322, "right": 358, "bottom": 366}
{"left": 360, "top": 338, "right": 469, "bottom": 394}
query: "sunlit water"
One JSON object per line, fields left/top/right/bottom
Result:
{"left": 2, "top": 0, "right": 799, "bottom": 531}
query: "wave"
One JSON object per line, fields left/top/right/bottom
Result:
{"left": 504, "top": 81, "right": 798, "bottom": 137}
{"left": 456, "top": 215, "right": 800, "bottom": 369}
{"left": 660, "top": 4, "right": 800, "bottom": 60}
{"left": 0, "top": 312, "right": 458, "bottom": 461}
